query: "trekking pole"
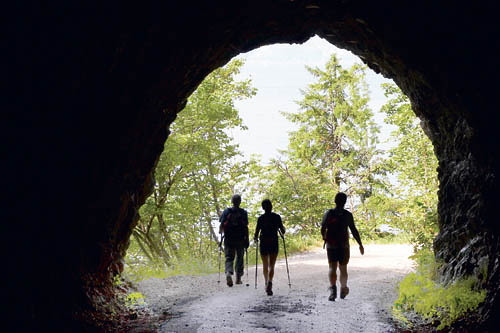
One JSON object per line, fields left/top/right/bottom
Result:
{"left": 245, "top": 248, "right": 249, "bottom": 286}
{"left": 217, "top": 235, "right": 224, "bottom": 284}
{"left": 255, "top": 239, "right": 258, "bottom": 289}
{"left": 279, "top": 231, "right": 291, "bottom": 289}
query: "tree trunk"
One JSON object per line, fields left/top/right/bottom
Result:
{"left": 132, "top": 231, "right": 155, "bottom": 262}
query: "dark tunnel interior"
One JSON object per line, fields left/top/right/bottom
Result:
{"left": 6, "top": 1, "right": 499, "bottom": 331}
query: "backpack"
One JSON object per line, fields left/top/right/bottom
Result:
{"left": 324, "top": 209, "right": 346, "bottom": 247}
{"left": 223, "top": 208, "right": 247, "bottom": 241}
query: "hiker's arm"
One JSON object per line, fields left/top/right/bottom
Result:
{"left": 320, "top": 211, "right": 328, "bottom": 240}
{"left": 278, "top": 216, "right": 285, "bottom": 235}
{"left": 218, "top": 209, "right": 227, "bottom": 234}
{"left": 244, "top": 225, "right": 250, "bottom": 248}
{"left": 254, "top": 218, "right": 261, "bottom": 241}
{"left": 349, "top": 216, "right": 364, "bottom": 255}
{"left": 243, "top": 210, "right": 249, "bottom": 226}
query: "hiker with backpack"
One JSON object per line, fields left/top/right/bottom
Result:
{"left": 321, "top": 192, "right": 364, "bottom": 301}
{"left": 219, "top": 194, "right": 249, "bottom": 287}
{"left": 254, "top": 199, "right": 285, "bottom": 296}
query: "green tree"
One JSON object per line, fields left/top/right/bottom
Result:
{"left": 380, "top": 83, "right": 439, "bottom": 251}
{"left": 129, "top": 59, "right": 256, "bottom": 267}
{"left": 252, "top": 54, "right": 384, "bottom": 236}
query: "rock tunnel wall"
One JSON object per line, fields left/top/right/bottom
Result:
{"left": 7, "top": 1, "right": 499, "bottom": 330}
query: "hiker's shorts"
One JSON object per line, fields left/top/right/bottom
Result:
{"left": 327, "top": 246, "right": 350, "bottom": 265}
{"left": 259, "top": 238, "right": 279, "bottom": 256}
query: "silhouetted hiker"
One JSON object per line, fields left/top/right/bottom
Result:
{"left": 219, "top": 194, "right": 249, "bottom": 287}
{"left": 321, "top": 192, "right": 364, "bottom": 301}
{"left": 254, "top": 199, "right": 285, "bottom": 296}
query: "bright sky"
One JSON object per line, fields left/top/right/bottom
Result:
{"left": 230, "top": 35, "right": 396, "bottom": 164}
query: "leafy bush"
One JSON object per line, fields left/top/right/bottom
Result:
{"left": 282, "top": 234, "right": 322, "bottom": 254}
{"left": 123, "top": 260, "right": 169, "bottom": 282}
{"left": 361, "top": 232, "right": 410, "bottom": 245}
{"left": 126, "top": 292, "right": 145, "bottom": 306}
{"left": 393, "top": 250, "right": 486, "bottom": 330}
{"left": 123, "top": 255, "right": 221, "bottom": 282}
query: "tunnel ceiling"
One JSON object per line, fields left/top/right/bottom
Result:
{"left": 8, "top": 1, "right": 499, "bottom": 331}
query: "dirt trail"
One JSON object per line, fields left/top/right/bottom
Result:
{"left": 136, "top": 244, "right": 414, "bottom": 332}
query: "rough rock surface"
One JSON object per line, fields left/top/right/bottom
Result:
{"left": 7, "top": 1, "right": 499, "bottom": 331}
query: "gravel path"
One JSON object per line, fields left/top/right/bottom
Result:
{"left": 136, "top": 244, "right": 414, "bottom": 333}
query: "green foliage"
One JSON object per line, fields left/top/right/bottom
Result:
{"left": 124, "top": 53, "right": 441, "bottom": 285}
{"left": 128, "top": 58, "right": 256, "bottom": 269}
{"left": 123, "top": 259, "right": 168, "bottom": 282}
{"left": 283, "top": 234, "right": 322, "bottom": 253}
{"left": 379, "top": 83, "right": 439, "bottom": 251}
{"left": 361, "top": 232, "right": 410, "bottom": 245}
{"left": 394, "top": 250, "right": 486, "bottom": 330}
{"left": 124, "top": 255, "right": 220, "bottom": 283}
{"left": 112, "top": 274, "right": 124, "bottom": 287}
{"left": 126, "top": 292, "right": 145, "bottom": 306}
{"left": 249, "top": 54, "right": 386, "bottom": 239}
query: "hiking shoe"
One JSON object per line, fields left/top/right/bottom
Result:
{"left": 328, "top": 285, "right": 337, "bottom": 301}
{"left": 235, "top": 275, "right": 242, "bottom": 285}
{"left": 266, "top": 281, "right": 273, "bottom": 296}
{"left": 340, "top": 286, "right": 349, "bottom": 299}
{"left": 226, "top": 275, "right": 233, "bottom": 287}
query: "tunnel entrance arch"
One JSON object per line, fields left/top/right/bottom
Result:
{"left": 11, "top": 1, "right": 498, "bottom": 331}
{"left": 125, "top": 36, "right": 425, "bottom": 279}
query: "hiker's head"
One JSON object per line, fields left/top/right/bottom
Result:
{"left": 231, "top": 194, "right": 241, "bottom": 207}
{"left": 335, "top": 192, "right": 347, "bottom": 207}
{"left": 262, "top": 199, "right": 272, "bottom": 212}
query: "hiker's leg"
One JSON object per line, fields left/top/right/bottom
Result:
{"left": 235, "top": 246, "right": 245, "bottom": 278}
{"left": 268, "top": 253, "right": 278, "bottom": 282}
{"left": 261, "top": 254, "right": 270, "bottom": 284}
{"left": 224, "top": 246, "right": 235, "bottom": 276}
{"left": 339, "top": 264, "right": 348, "bottom": 288}
{"left": 339, "top": 247, "right": 350, "bottom": 288}
{"left": 328, "top": 261, "right": 338, "bottom": 286}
